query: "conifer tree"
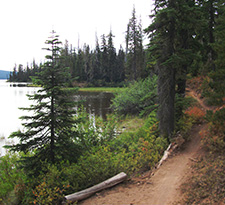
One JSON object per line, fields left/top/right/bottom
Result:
{"left": 197, "top": 0, "right": 219, "bottom": 72}
{"left": 7, "top": 30, "right": 81, "bottom": 175}
{"left": 83, "top": 44, "right": 92, "bottom": 82}
{"left": 93, "top": 35, "right": 102, "bottom": 81}
{"left": 125, "top": 6, "right": 144, "bottom": 80}
{"left": 107, "top": 30, "right": 117, "bottom": 82}
{"left": 60, "top": 40, "right": 74, "bottom": 79}
{"left": 117, "top": 46, "right": 125, "bottom": 82}
{"left": 145, "top": 0, "right": 198, "bottom": 138}
{"left": 209, "top": 1, "right": 225, "bottom": 104}
{"left": 76, "top": 48, "right": 85, "bottom": 81}
{"left": 146, "top": 0, "right": 176, "bottom": 138}
{"left": 100, "top": 34, "right": 109, "bottom": 83}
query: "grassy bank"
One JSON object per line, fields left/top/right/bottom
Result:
{"left": 78, "top": 87, "right": 125, "bottom": 93}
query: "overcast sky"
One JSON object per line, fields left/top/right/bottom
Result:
{"left": 0, "top": 0, "right": 154, "bottom": 71}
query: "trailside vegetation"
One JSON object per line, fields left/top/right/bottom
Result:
{"left": 181, "top": 84, "right": 225, "bottom": 204}
{"left": 1, "top": 111, "right": 167, "bottom": 204}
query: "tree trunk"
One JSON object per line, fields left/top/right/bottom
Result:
{"left": 158, "top": 64, "right": 176, "bottom": 138}
{"left": 157, "top": 0, "right": 176, "bottom": 138}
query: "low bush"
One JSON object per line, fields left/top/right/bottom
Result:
{"left": 175, "top": 96, "right": 204, "bottom": 142}
{"left": 201, "top": 108, "right": 225, "bottom": 153}
{"left": 73, "top": 109, "right": 119, "bottom": 151}
{"left": 0, "top": 153, "right": 27, "bottom": 204}
{"left": 64, "top": 112, "right": 167, "bottom": 191}
{"left": 184, "top": 106, "right": 206, "bottom": 124}
{"left": 30, "top": 164, "right": 71, "bottom": 205}
{"left": 112, "top": 76, "right": 158, "bottom": 116}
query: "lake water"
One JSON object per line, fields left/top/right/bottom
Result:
{"left": 0, "top": 80, "right": 114, "bottom": 156}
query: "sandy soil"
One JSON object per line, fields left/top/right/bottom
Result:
{"left": 78, "top": 89, "right": 209, "bottom": 205}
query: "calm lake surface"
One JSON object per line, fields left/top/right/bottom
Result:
{"left": 0, "top": 79, "right": 114, "bottom": 156}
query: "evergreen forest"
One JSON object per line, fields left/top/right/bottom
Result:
{"left": 1, "top": 1, "right": 225, "bottom": 204}
{"left": 9, "top": 8, "right": 145, "bottom": 86}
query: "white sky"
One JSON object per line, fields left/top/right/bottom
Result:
{"left": 0, "top": 0, "right": 154, "bottom": 71}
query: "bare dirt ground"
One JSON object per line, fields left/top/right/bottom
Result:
{"left": 78, "top": 89, "right": 209, "bottom": 205}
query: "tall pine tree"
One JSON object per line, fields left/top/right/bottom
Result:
{"left": 107, "top": 30, "right": 117, "bottom": 82}
{"left": 146, "top": 0, "right": 199, "bottom": 138}
{"left": 125, "top": 6, "right": 145, "bottom": 80}
{"left": 7, "top": 30, "right": 81, "bottom": 175}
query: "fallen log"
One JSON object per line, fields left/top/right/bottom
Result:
{"left": 157, "top": 143, "right": 172, "bottom": 169}
{"left": 63, "top": 172, "right": 127, "bottom": 204}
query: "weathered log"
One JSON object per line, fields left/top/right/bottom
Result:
{"left": 63, "top": 172, "right": 127, "bottom": 203}
{"left": 157, "top": 143, "right": 172, "bottom": 169}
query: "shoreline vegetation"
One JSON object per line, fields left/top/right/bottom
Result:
{"left": 8, "top": 81, "right": 125, "bottom": 93}
{"left": 70, "top": 86, "right": 125, "bottom": 93}
{"left": 0, "top": 76, "right": 167, "bottom": 204}
{"left": 27, "top": 83, "right": 124, "bottom": 93}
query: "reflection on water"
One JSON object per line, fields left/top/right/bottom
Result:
{"left": 0, "top": 80, "right": 114, "bottom": 156}
{"left": 0, "top": 80, "right": 39, "bottom": 156}
{"left": 75, "top": 91, "right": 114, "bottom": 120}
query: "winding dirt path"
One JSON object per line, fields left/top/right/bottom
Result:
{"left": 186, "top": 88, "right": 211, "bottom": 111}
{"left": 78, "top": 89, "right": 210, "bottom": 205}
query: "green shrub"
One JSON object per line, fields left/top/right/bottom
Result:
{"left": 201, "top": 71, "right": 225, "bottom": 106}
{"left": 32, "top": 181, "right": 69, "bottom": 205}
{"left": 0, "top": 153, "right": 27, "bottom": 204}
{"left": 30, "top": 163, "right": 71, "bottom": 205}
{"left": 112, "top": 76, "right": 158, "bottom": 116}
{"left": 175, "top": 95, "right": 203, "bottom": 141}
{"left": 201, "top": 108, "right": 225, "bottom": 153}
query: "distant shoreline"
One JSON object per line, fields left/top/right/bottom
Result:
{"left": 0, "top": 70, "right": 11, "bottom": 79}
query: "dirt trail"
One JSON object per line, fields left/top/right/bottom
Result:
{"left": 79, "top": 89, "right": 209, "bottom": 205}
{"left": 186, "top": 88, "right": 212, "bottom": 111}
